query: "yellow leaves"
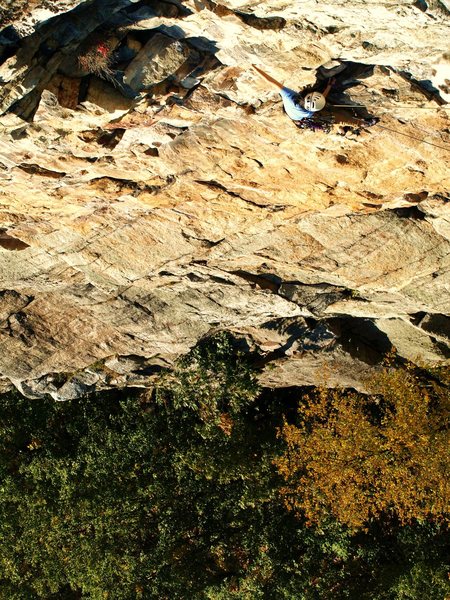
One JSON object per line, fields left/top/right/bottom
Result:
{"left": 275, "top": 368, "right": 450, "bottom": 530}
{"left": 27, "top": 438, "right": 42, "bottom": 450}
{"left": 218, "top": 413, "right": 234, "bottom": 436}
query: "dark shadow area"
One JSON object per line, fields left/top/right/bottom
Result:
{"left": 417, "top": 314, "right": 450, "bottom": 341}
{"left": 0, "top": 25, "right": 21, "bottom": 62}
{"left": 0, "top": 229, "right": 29, "bottom": 251}
{"left": 403, "top": 191, "right": 429, "bottom": 202}
{"left": 392, "top": 206, "right": 427, "bottom": 220}
{"left": 2, "top": 0, "right": 220, "bottom": 119}
{"left": 235, "top": 11, "right": 286, "bottom": 31}
{"left": 397, "top": 69, "right": 446, "bottom": 105}
{"left": 231, "top": 270, "right": 282, "bottom": 293}
{"left": 327, "top": 316, "right": 393, "bottom": 365}
{"left": 313, "top": 61, "right": 377, "bottom": 121}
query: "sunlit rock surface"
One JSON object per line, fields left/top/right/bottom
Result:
{"left": 0, "top": 0, "right": 449, "bottom": 398}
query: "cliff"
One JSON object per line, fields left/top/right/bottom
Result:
{"left": 0, "top": 0, "right": 449, "bottom": 399}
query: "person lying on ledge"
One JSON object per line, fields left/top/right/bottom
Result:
{"left": 251, "top": 64, "right": 378, "bottom": 133}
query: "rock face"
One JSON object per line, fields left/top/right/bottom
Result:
{"left": 0, "top": 0, "right": 449, "bottom": 399}
{"left": 124, "top": 33, "right": 190, "bottom": 91}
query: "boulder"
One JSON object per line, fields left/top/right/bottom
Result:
{"left": 124, "top": 33, "right": 190, "bottom": 91}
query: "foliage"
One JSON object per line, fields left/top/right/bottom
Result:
{"left": 77, "top": 37, "right": 115, "bottom": 79}
{"left": 155, "top": 331, "right": 260, "bottom": 436}
{"left": 275, "top": 367, "right": 450, "bottom": 530}
{"left": 0, "top": 334, "right": 274, "bottom": 598}
{"left": 0, "top": 341, "right": 449, "bottom": 598}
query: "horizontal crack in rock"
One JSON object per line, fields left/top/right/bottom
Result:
{"left": 17, "top": 162, "right": 66, "bottom": 178}
{"left": 231, "top": 270, "right": 281, "bottom": 293}
{"left": 195, "top": 179, "right": 282, "bottom": 208}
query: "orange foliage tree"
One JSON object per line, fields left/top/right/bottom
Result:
{"left": 275, "top": 368, "right": 449, "bottom": 530}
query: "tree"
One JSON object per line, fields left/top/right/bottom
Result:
{"left": 0, "top": 344, "right": 448, "bottom": 599}
{"left": 275, "top": 367, "right": 450, "bottom": 530}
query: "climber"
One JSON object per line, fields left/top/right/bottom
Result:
{"left": 251, "top": 64, "right": 378, "bottom": 132}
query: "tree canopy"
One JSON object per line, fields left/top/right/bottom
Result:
{"left": 276, "top": 368, "right": 449, "bottom": 529}
{"left": 0, "top": 335, "right": 448, "bottom": 598}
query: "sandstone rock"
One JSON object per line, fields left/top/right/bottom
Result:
{"left": 0, "top": 0, "right": 449, "bottom": 398}
{"left": 259, "top": 347, "right": 378, "bottom": 392}
{"left": 432, "top": 52, "right": 450, "bottom": 101}
{"left": 375, "top": 317, "right": 449, "bottom": 364}
{"left": 125, "top": 33, "right": 190, "bottom": 91}
{"left": 0, "top": 0, "right": 86, "bottom": 33}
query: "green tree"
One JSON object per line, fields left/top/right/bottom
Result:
{"left": 0, "top": 342, "right": 448, "bottom": 599}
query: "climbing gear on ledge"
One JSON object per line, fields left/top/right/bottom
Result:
{"left": 294, "top": 116, "right": 333, "bottom": 133}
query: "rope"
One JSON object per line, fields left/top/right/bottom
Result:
{"left": 372, "top": 123, "right": 450, "bottom": 153}
{"left": 328, "top": 102, "right": 450, "bottom": 151}
{"left": 329, "top": 104, "right": 450, "bottom": 109}
{"left": 409, "top": 121, "right": 450, "bottom": 143}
